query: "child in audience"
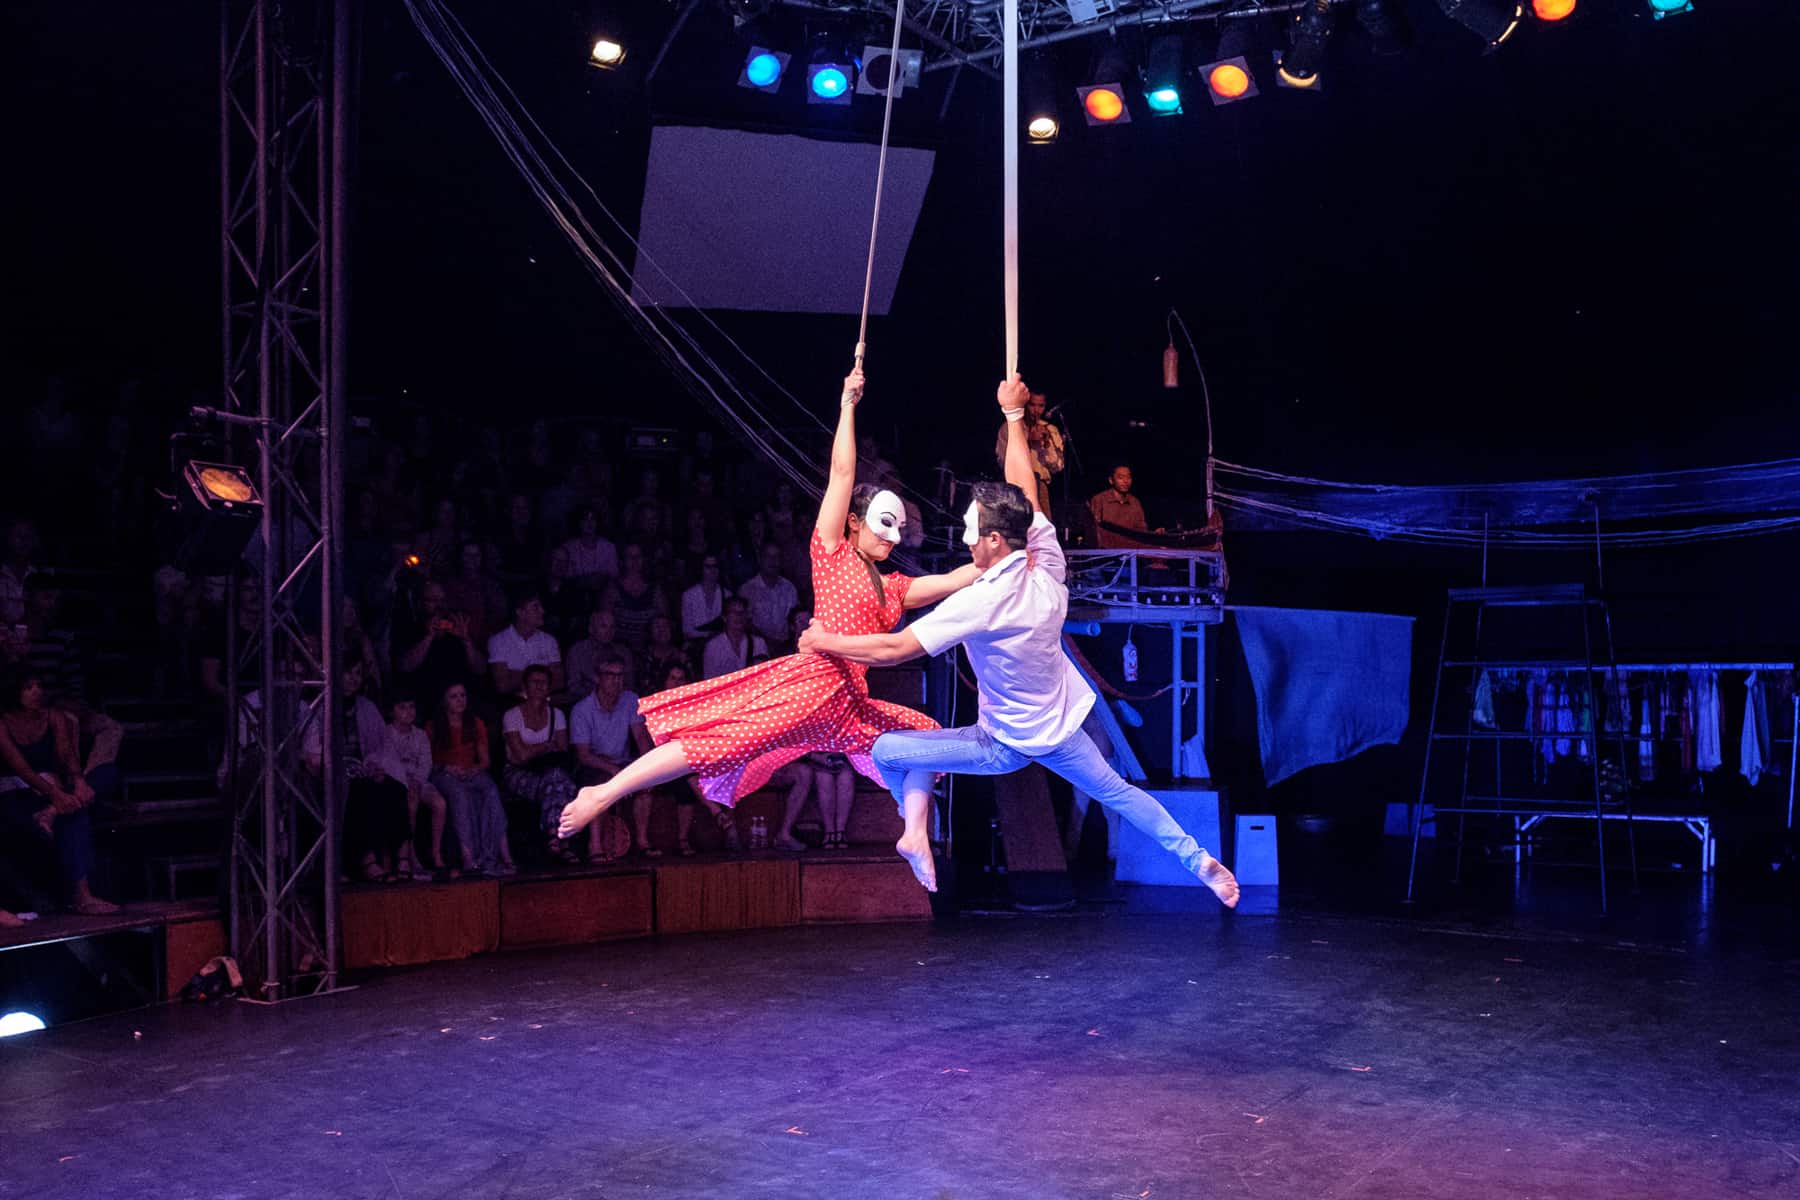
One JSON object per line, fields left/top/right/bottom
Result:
{"left": 378, "top": 693, "right": 447, "bottom": 879}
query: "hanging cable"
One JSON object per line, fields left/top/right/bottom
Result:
{"left": 855, "top": 0, "right": 909, "bottom": 370}
{"left": 1003, "top": 0, "right": 1020, "bottom": 378}
{"left": 405, "top": 0, "right": 958, "bottom": 527}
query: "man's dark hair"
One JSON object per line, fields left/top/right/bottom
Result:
{"left": 508, "top": 582, "right": 542, "bottom": 614}
{"left": 724, "top": 596, "right": 749, "bottom": 614}
{"left": 388, "top": 690, "right": 418, "bottom": 712}
{"left": 970, "top": 482, "right": 1033, "bottom": 550}
{"left": 595, "top": 648, "right": 626, "bottom": 672}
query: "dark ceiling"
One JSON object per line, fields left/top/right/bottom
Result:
{"left": 10, "top": 1, "right": 1799, "bottom": 493}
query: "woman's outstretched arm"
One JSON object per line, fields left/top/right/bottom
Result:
{"left": 814, "top": 367, "right": 864, "bottom": 553}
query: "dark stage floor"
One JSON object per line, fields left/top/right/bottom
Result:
{"left": 6, "top": 879, "right": 1799, "bottom": 1200}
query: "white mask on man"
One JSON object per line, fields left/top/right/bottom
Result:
{"left": 864, "top": 489, "right": 906, "bottom": 545}
{"left": 962, "top": 501, "right": 982, "bottom": 547}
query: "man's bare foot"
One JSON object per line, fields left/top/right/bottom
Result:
{"left": 73, "top": 895, "right": 121, "bottom": 916}
{"left": 0, "top": 909, "right": 24, "bottom": 928}
{"left": 558, "top": 784, "right": 612, "bottom": 839}
{"left": 1192, "top": 850, "right": 1239, "bottom": 909}
{"left": 774, "top": 832, "right": 806, "bottom": 852}
{"left": 895, "top": 833, "right": 937, "bottom": 893}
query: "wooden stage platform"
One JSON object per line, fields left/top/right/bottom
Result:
{"left": 2, "top": 849, "right": 931, "bottom": 1016}
{"left": 339, "top": 848, "right": 931, "bottom": 969}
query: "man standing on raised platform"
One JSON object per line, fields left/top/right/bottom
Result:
{"left": 799, "top": 375, "right": 1237, "bottom": 906}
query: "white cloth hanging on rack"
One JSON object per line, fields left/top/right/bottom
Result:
{"left": 1637, "top": 694, "right": 1656, "bottom": 781}
{"left": 1472, "top": 670, "right": 1495, "bottom": 729}
{"left": 1741, "top": 671, "right": 1771, "bottom": 786}
{"left": 1691, "top": 669, "right": 1723, "bottom": 772}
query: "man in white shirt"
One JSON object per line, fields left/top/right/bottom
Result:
{"left": 679, "top": 554, "right": 731, "bottom": 645}
{"left": 799, "top": 376, "right": 1237, "bottom": 906}
{"left": 702, "top": 597, "right": 768, "bottom": 680}
{"left": 487, "top": 586, "right": 564, "bottom": 697}
{"left": 570, "top": 651, "right": 656, "bottom": 855}
{"left": 735, "top": 543, "right": 799, "bottom": 650}
{"left": 572, "top": 649, "right": 736, "bottom": 856}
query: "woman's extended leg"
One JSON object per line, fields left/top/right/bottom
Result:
{"left": 557, "top": 739, "right": 694, "bottom": 837}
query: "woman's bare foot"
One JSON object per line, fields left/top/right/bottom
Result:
{"left": 72, "top": 883, "right": 121, "bottom": 916}
{"left": 558, "top": 784, "right": 614, "bottom": 839}
{"left": 895, "top": 833, "right": 937, "bottom": 893}
{"left": 1192, "top": 850, "right": 1239, "bottom": 909}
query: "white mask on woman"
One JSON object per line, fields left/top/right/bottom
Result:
{"left": 865, "top": 489, "right": 906, "bottom": 545}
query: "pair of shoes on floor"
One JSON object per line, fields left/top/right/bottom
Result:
{"left": 822, "top": 831, "right": 847, "bottom": 850}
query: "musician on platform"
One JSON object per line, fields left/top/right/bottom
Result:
{"left": 993, "top": 389, "right": 1063, "bottom": 517}
{"left": 1088, "top": 464, "right": 1148, "bottom": 549}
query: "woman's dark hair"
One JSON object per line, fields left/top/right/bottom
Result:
{"left": 846, "top": 483, "right": 883, "bottom": 531}
{"left": 521, "top": 663, "right": 553, "bottom": 688}
{"left": 429, "top": 682, "right": 477, "bottom": 755}
{"left": 970, "top": 482, "right": 1033, "bottom": 550}
{"left": 845, "top": 482, "right": 890, "bottom": 604}
{"left": 569, "top": 505, "right": 600, "bottom": 537}
{"left": 0, "top": 668, "right": 41, "bottom": 714}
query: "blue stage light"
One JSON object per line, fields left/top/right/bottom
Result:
{"left": 811, "top": 66, "right": 848, "bottom": 99}
{"left": 1146, "top": 87, "right": 1182, "bottom": 114}
{"left": 746, "top": 52, "right": 782, "bottom": 88}
{"left": 739, "top": 47, "right": 790, "bottom": 93}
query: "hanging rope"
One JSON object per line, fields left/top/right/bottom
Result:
{"left": 855, "top": 0, "right": 909, "bottom": 369}
{"left": 1003, "top": 0, "right": 1019, "bottom": 378}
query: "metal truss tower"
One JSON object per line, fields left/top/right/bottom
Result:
{"left": 219, "top": 0, "right": 355, "bottom": 1001}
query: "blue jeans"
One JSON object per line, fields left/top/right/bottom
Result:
{"left": 871, "top": 725, "right": 1205, "bottom": 872}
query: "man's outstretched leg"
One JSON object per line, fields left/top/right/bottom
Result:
{"left": 1040, "top": 730, "right": 1239, "bottom": 908}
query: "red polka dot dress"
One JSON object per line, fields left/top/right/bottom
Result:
{"left": 637, "top": 530, "right": 939, "bottom": 807}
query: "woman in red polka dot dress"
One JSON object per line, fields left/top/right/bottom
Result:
{"left": 557, "top": 368, "right": 979, "bottom": 850}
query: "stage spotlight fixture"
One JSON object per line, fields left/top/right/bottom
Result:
{"left": 0, "top": 1012, "right": 48, "bottom": 1038}
{"left": 588, "top": 38, "right": 626, "bottom": 69}
{"left": 807, "top": 36, "right": 854, "bottom": 105}
{"left": 1356, "top": 0, "right": 1414, "bottom": 55}
{"left": 810, "top": 64, "right": 849, "bottom": 100}
{"left": 1436, "top": 0, "right": 1524, "bottom": 46}
{"left": 738, "top": 47, "right": 789, "bottom": 91}
{"left": 1077, "top": 83, "right": 1130, "bottom": 124}
{"left": 1143, "top": 35, "right": 1185, "bottom": 115}
{"left": 1532, "top": 0, "right": 1576, "bottom": 18}
{"left": 1277, "top": 1, "right": 1334, "bottom": 90}
{"left": 1022, "top": 52, "right": 1060, "bottom": 145}
{"left": 1648, "top": 0, "right": 1692, "bottom": 15}
{"left": 164, "top": 460, "right": 263, "bottom": 573}
{"left": 1198, "top": 57, "right": 1258, "bottom": 104}
{"left": 857, "top": 42, "right": 922, "bottom": 97}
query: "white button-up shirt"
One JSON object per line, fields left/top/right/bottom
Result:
{"left": 908, "top": 514, "right": 1094, "bottom": 753}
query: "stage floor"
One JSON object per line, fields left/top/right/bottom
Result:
{"left": 4, "top": 895, "right": 1798, "bottom": 1199}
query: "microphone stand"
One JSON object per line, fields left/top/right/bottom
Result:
{"left": 1050, "top": 406, "right": 1083, "bottom": 544}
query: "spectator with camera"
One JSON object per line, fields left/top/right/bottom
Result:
{"left": 396, "top": 579, "right": 485, "bottom": 711}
